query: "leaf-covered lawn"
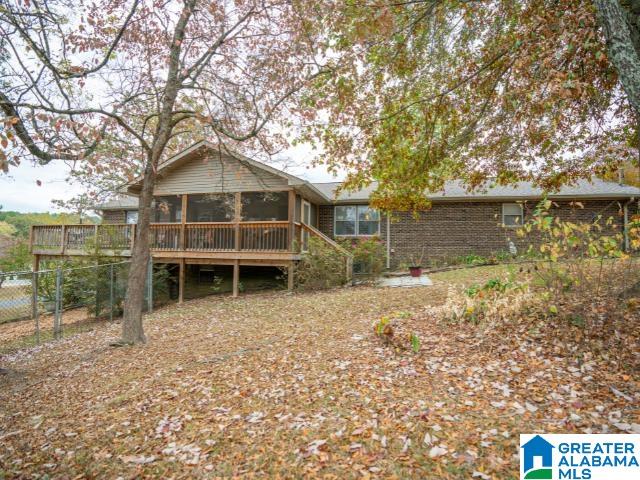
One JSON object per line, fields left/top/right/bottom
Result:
{"left": 0, "top": 267, "right": 637, "bottom": 479}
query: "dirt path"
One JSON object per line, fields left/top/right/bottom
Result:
{"left": 0, "top": 278, "right": 636, "bottom": 479}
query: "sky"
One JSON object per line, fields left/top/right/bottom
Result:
{"left": 0, "top": 142, "right": 343, "bottom": 213}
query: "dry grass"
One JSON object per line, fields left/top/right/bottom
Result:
{"left": 0, "top": 265, "right": 637, "bottom": 479}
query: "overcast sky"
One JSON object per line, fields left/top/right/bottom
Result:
{"left": 0, "top": 142, "right": 343, "bottom": 213}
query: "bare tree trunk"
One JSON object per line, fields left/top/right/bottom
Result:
{"left": 119, "top": 0, "right": 196, "bottom": 344}
{"left": 595, "top": 0, "right": 640, "bottom": 113}
{"left": 121, "top": 153, "right": 156, "bottom": 343}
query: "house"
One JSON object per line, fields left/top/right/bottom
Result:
{"left": 521, "top": 435, "right": 554, "bottom": 477}
{"left": 29, "top": 140, "right": 640, "bottom": 301}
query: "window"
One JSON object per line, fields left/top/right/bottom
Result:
{"left": 153, "top": 195, "right": 182, "bottom": 223}
{"left": 358, "top": 206, "right": 380, "bottom": 235}
{"left": 502, "top": 203, "right": 523, "bottom": 227}
{"left": 187, "top": 193, "right": 234, "bottom": 222}
{"left": 335, "top": 205, "right": 380, "bottom": 236}
{"left": 241, "top": 191, "right": 288, "bottom": 221}
{"left": 125, "top": 210, "right": 138, "bottom": 224}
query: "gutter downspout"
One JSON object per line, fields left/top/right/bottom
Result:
{"left": 386, "top": 214, "right": 391, "bottom": 269}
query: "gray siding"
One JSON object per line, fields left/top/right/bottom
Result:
{"left": 154, "top": 153, "right": 288, "bottom": 195}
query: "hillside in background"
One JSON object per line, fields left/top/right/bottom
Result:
{"left": 0, "top": 211, "right": 99, "bottom": 272}
{"left": 0, "top": 211, "right": 98, "bottom": 239}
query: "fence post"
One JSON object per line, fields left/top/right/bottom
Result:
{"left": 147, "top": 259, "right": 153, "bottom": 313}
{"left": 54, "top": 267, "right": 62, "bottom": 339}
{"left": 32, "top": 271, "right": 40, "bottom": 344}
{"left": 94, "top": 263, "right": 100, "bottom": 318}
{"left": 109, "top": 263, "right": 114, "bottom": 321}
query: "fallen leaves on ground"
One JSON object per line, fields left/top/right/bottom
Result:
{"left": 0, "top": 267, "right": 638, "bottom": 479}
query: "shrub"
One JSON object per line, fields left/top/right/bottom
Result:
{"left": 457, "top": 254, "right": 489, "bottom": 266}
{"left": 453, "top": 274, "right": 526, "bottom": 324}
{"left": 442, "top": 199, "right": 640, "bottom": 368}
{"left": 37, "top": 256, "right": 169, "bottom": 317}
{"left": 338, "top": 236, "right": 386, "bottom": 278}
{"left": 517, "top": 198, "right": 639, "bottom": 324}
{"left": 294, "top": 237, "right": 349, "bottom": 290}
{"left": 0, "top": 240, "right": 31, "bottom": 272}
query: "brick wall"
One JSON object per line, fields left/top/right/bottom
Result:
{"left": 318, "top": 204, "right": 334, "bottom": 238}
{"left": 319, "top": 200, "right": 630, "bottom": 269}
{"left": 102, "top": 210, "right": 126, "bottom": 224}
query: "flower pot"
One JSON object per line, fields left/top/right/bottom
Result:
{"left": 409, "top": 266, "right": 422, "bottom": 277}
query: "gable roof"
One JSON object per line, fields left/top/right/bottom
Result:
{"left": 109, "top": 140, "right": 639, "bottom": 209}
{"left": 124, "top": 140, "right": 328, "bottom": 204}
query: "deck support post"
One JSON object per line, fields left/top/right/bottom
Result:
{"left": 232, "top": 259, "right": 240, "bottom": 297}
{"left": 288, "top": 261, "right": 294, "bottom": 291}
{"left": 130, "top": 223, "right": 136, "bottom": 251}
{"left": 60, "top": 225, "right": 67, "bottom": 254}
{"left": 178, "top": 258, "right": 185, "bottom": 303}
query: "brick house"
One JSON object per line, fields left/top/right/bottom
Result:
{"left": 30, "top": 141, "right": 640, "bottom": 298}
{"left": 314, "top": 180, "right": 639, "bottom": 268}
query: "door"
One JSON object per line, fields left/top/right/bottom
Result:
{"left": 302, "top": 200, "right": 311, "bottom": 252}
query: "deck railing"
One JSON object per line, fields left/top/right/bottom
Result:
{"left": 149, "top": 224, "right": 181, "bottom": 251}
{"left": 240, "top": 222, "right": 289, "bottom": 251}
{"left": 185, "top": 223, "right": 235, "bottom": 251}
{"left": 31, "top": 222, "right": 296, "bottom": 254}
{"left": 31, "top": 225, "right": 63, "bottom": 252}
{"left": 31, "top": 224, "right": 136, "bottom": 254}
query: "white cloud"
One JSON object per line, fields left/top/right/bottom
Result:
{"left": 0, "top": 162, "right": 83, "bottom": 213}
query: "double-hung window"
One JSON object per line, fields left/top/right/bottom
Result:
{"left": 502, "top": 203, "right": 524, "bottom": 227}
{"left": 334, "top": 205, "right": 380, "bottom": 236}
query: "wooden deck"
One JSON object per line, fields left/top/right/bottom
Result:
{"left": 30, "top": 222, "right": 301, "bottom": 258}
{"left": 30, "top": 222, "right": 352, "bottom": 299}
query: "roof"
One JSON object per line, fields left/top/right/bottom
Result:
{"left": 123, "top": 140, "right": 329, "bottom": 205}
{"left": 312, "top": 182, "right": 376, "bottom": 202}
{"left": 95, "top": 196, "right": 138, "bottom": 210}
{"left": 521, "top": 435, "right": 555, "bottom": 450}
{"left": 98, "top": 141, "right": 638, "bottom": 210}
{"left": 312, "top": 178, "right": 640, "bottom": 203}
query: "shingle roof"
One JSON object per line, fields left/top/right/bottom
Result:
{"left": 311, "top": 182, "right": 376, "bottom": 202}
{"left": 96, "top": 178, "right": 638, "bottom": 211}
{"left": 311, "top": 178, "right": 640, "bottom": 202}
{"left": 95, "top": 195, "right": 138, "bottom": 210}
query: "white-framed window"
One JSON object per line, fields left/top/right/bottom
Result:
{"left": 502, "top": 203, "right": 523, "bottom": 227}
{"left": 334, "top": 205, "right": 380, "bottom": 236}
{"left": 125, "top": 210, "right": 139, "bottom": 224}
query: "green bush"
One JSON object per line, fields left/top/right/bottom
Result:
{"left": 339, "top": 236, "right": 386, "bottom": 277}
{"left": 295, "top": 237, "right": 349, "bottom": 290}
{"left": 0, "top": 240, "right": 31, "bottom": 272}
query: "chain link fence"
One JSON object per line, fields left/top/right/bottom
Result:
{"left": 0, "top": 260, "right": 161, "bottom": 352}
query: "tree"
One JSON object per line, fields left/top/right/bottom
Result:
{"left": 302, "top": 0, "right": 640, "bottom": 211}
{"left": 0, "top": 0, "right": 326, "bottom": 343}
